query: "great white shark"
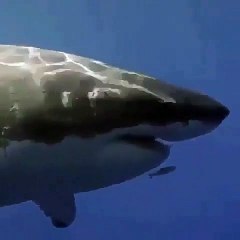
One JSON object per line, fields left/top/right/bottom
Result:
{"left": 0, "top": 45, "right": 229, "bottom": 228}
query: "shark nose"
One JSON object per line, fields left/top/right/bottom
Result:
{"left": 182, "top": 92, "right": 230, "bottom": 122}
{"left": 215, "top": 104, "right": 230, "bottom": 120}
{"left": 202, "top": 99, "right": 230, "bottom": 122}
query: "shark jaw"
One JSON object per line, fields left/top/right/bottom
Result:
{"left": 112, "top": 121, "right": 221, "bottom": 143}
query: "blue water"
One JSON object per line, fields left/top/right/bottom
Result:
{"left": 0, "top": 1, "right": 239, "bottom": 239}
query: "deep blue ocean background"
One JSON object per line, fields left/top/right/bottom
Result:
{"left": 0, "top": 1, "right": 239, "bottom": 239}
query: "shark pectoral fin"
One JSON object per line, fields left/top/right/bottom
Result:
{"left": 33, "top": 191, "right": 76, "bottom": 228}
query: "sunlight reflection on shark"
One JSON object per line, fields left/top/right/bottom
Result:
{"left": 0, "top": 45, "right": 229, "bottom": 228}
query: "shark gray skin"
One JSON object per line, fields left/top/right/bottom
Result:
{"left": 0, "top": 45, "right": 229, "bottom": 228}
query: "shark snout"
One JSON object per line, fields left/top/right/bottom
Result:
{"left": 194, "top": 95, "right": 230, "bottom": 122}
{"left": 213, "top": 103, "right": 230, "bottom": 121}
{"left": 176, "top": 89, "right": 230, "bottom": 122}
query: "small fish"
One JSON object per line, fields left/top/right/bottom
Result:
{"left": 149, "top": 166, "right": 176, "bottom": 178}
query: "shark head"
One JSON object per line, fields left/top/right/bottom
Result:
{"left": 0, "top": 44, "right": 229, "bottom": 145}
{"left": 0, "top": 44, "right": 230, "bottom": 228}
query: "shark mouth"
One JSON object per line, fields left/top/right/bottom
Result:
{"left": 110, "top": 118, "right": 220, "bottom": 155}
{"left": 116, "top": 134, "right": 160, "bottom": 148}
{"left": 115, "top": 119, "right": 223, "bottom": 143}
{"left": 114, "top": 133, "right": 171, "bottom": 153}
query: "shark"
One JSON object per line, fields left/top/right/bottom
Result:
{"left": 0, "top": 44, "right": 229, "bottom": 228}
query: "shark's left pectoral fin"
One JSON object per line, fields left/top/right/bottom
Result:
{"left": 33, "top": 191, "right": 76, "bottom": 228}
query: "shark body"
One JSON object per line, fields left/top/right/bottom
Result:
{"left": 0, "top": 45, "right": 229, "bottom": 227}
